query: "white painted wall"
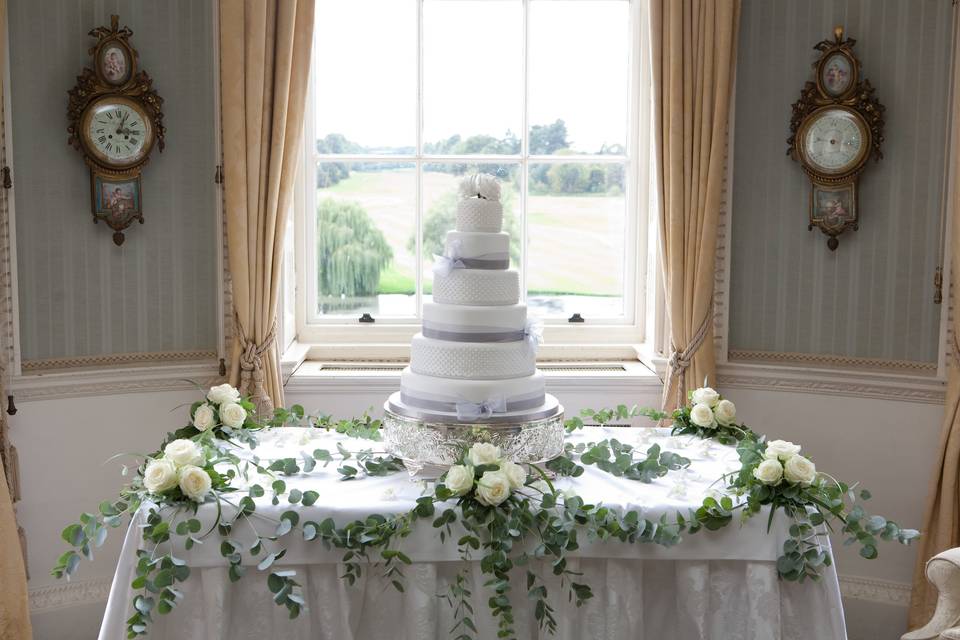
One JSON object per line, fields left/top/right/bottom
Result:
{"left": 16, "top": 388, "right": 206, "bottom": 640}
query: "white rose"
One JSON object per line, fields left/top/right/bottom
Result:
{"left": 753, "top": 459, "right": 784, "bottom": 486}
{"left": 501, "top": 461, "right": 527, "bottom": 490}
{"left": 207, "top": 383, "right": 241, "bottom": 406}
{"left": 445, "top": 465, "right": 474, "bottom": 496}
{"left": 714, "top": 399, "right": 736, "bottom": 427}
{"left": 220, "top": 402, "right": 247, "bottom": 429}
{"left": 192, "top": 403, "right": 216, "bottom": 432}
{"left": 142, "top": 458, "right": 179, "bottom": 493}
{"left": 475, "top": 470, "right": 511, "bottom": 507}
{"left": 178, "top": 465, "right": 212, "bottom": 502}
{"left": 783, "top": 455, "right": 817, "bottom": 486}
{"left": 689, "top": 403, "right": 716, "bottom": 429}
{"left": 764, "top": 440, "right": 802, "bottom": 462}
{"left": 468, "top": 442, "right": 502, "bottom": 467}
{"left": 163, "top": 439, "right": 204, "bottom": 467}
{"left": 691, "top": 387, "right": 720, "bottom": 407}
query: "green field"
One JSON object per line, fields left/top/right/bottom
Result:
{"left": 318, "top": 168, "right": 624, "bottom": 297}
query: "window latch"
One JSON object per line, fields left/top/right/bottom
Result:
{"left": 568, "top": 313, "right": 585, "bottom": 323}
{"left": 359, "top": 313, "right": 375, "bottom": 323}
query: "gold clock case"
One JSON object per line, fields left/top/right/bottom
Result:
{"left": 794, "top": 105, "right": 871, "bottom": 182}
{"left": 78, "top": 95, "right": 156, "bottom": 171}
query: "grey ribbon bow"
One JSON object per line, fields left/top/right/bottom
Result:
{"left": 524, "top": 319, "right": 544, "bottom": 353}
{"left": 455, "top": 395, "right": 507, "bottom": 421}
{"left": 433, "top": 239, "right": 465, "bottom": 278}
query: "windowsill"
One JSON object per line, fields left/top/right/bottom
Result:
{"left": 285, "top": 358, "right": 663, "bottom": 396}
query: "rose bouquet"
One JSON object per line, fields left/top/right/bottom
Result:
{"left": 668, "top": 385, "right": 752, "bottom": 444}
{"left": 727, "top": 435, "right": 919, "bottom": 580}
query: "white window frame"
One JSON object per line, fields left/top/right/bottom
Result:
{"left": 292, "top": 0, "right": 655, "bottom": 361}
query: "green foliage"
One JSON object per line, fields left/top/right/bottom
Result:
{"left": 316, "top": 198, "right": 393, "bottom": 297}
{"left": 573, "top": 439, "right": 691, "bottom": 482}
{"left": 566, "top": 404, "right": 642, "bottom": 431}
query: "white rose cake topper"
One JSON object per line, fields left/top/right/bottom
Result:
{"left": 458, "top": 172, "right": 502, "bottom": 201}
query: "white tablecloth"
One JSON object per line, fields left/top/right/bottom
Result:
{"left": 98, "top": 427, "right": 847, "bottom": 640}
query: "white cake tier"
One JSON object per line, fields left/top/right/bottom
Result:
{"left": 432, "top": 269, "right": 519, "bottom": 306}
{"left": 422, "top": 302, "right": 527, "bottom": 342}
{"left": 444, "top": 231, "right": 510, "bottom": 269}
{"left": 399, "top": 366, "right": 547, "bottom": 412}
{"left": 456, "top": 198, "right": 503, "bottom": 232}
{"left": 410, "top": 333, "right": 535, "bottom": 380}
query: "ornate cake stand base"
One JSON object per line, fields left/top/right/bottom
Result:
{"left": 382, "top": 399, "right": 565, "bottom": 479}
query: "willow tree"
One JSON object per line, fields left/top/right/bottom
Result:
{"left": 317, "top": 198, "right": 393, "bottom": 297}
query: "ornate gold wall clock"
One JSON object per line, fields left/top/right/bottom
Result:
{"left": 787, "top": 26, "right": 885, "bottom": 251}
{"left": 67, "top": 15, "right": 165, "bottom": 246}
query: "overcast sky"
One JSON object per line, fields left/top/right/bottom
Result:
{"left": 313, "top": 0, "right": 629, "bottom": 154}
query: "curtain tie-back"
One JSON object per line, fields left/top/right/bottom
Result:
{"left": 665, "top": 301, "right": 714, "bottom": 411}
{"left": 236, "top": 314, "right": 278, "bottom": 417}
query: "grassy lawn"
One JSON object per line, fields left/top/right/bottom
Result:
{"left": 317, "top": 168, "right": 623, "bottom": 297}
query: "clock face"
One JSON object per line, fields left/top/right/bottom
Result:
{"left": 800, "top": 108, "right": 868, "bottom": 176}
{"left": 81, "top": 97, "right": 154, "bottom": 168}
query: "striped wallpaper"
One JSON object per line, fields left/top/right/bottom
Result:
{"left": 8, "top": 0, "right": 219, "bottom": 363}
{"left": 728, "top": 0, "right": 954, "bottom": 365}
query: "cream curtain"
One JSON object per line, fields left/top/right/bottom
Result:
{"left": 219, "top": 0, "right": 315, "bottom": 414}
{"left": 909, "top": 6, "right": 960, "bottom": 628}
{"left": 650, "top": 0, "right": 740, "bottom": 411}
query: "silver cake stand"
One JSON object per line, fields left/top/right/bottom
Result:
{"left": 382, "top": 392, "right": 565, "bottom": 479}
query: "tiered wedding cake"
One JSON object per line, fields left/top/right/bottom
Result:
{"left": 383, "top": 174, "right": 563, "bottom": 472}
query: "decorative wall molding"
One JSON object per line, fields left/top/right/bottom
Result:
{"left": 12, "top": 363, "right": 223, "bottom": 402}
{"left": 21, "top": 350, "right": 218, "bottom": 373}
{"left": 718, "top": 362, "right": 945, "bottom": 405}
{"left": 839, "top": 574, "right": 912, "bottom": 607}
{"left": 29, "top": 576, "right": 112, "bottom": 613}
{"left": 728, "top": 350, "right": 938, "bottom": 374}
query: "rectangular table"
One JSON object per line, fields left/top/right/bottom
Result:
{"left": 99, "top": 427, "right": 847, "bottom": 640}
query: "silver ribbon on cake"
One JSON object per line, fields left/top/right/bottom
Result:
{"left": 432, "top": 253, "right": 465, "bottom": 278}
{"left": 421, "top": 321, "right": 525, "bottom": 342}
{"left": 455, "top": 395, "right": 507, "bottom": 421}
{"left": 432, "top": 239, "right": 509, "bottom": 277}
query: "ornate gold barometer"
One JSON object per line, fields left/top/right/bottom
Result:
{"left": 787, "top": 26, "right": 885, "bottom": 251}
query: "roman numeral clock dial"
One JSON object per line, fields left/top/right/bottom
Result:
{"left": 67, "top": 14, "right": 165, "bottom": 245}
{"left": 787, "top": 26, "right": 885, "bottom": 251}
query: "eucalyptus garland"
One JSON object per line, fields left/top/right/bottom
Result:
{"left": 53, "top": 384, "right": 919, "bottom": 639}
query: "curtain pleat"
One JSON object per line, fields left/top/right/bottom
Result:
{"left": 219, "top": 0, "right": 315, "bottom": 414}
{"left": 650, "top": 0, "right": 740, "bottom": 411}
{"left": 909, "top": 7, "right": 960, "bottom": 628}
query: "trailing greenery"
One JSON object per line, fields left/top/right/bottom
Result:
{"left": 52, "top": 385, "right": 920, "bottom": 639}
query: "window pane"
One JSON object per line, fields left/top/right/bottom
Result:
{"left": 314, "top": 0, "right": 416, "bottom": 153}
{"left": 528, "top": 1, "right": 629, "bottom": 155}
{"left": 526, "top": 163, "right": 626, "bottom": 318}
{"left": 316, "top": 162, "right": 416, "bottom": 317}
{"left": 421, "top": 164, "right": 520, "bottom": 301}
{"left": 423, "top": 0, "right": 522, "bottom": 154}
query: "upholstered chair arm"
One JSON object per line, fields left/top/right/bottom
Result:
{"left": 903, "top": 548, "right": 960, "bottom": 640}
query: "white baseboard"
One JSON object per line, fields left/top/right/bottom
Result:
{"left": 839, "top": 575, "right": 912, "bottom": 607}
{"left": 29, "top": 573, "right": 911, "bottom": 615}
{"left": 29, "top": 577, "right": 112, "bottom": 613}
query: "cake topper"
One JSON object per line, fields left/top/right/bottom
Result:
{"left": 458, "top": 173, "right": 501, "bottom": 201}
